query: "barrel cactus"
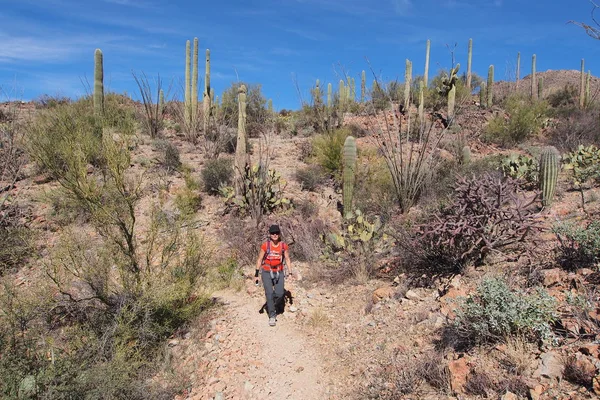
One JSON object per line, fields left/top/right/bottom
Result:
{"left": 342, "top": 136, "right": 357, "bottom": 218}
{"left": 539, "top": 146, "right": 560, "bottom": 207}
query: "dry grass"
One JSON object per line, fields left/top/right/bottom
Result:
{"left": 307, "top": 307, "right": 330, "bottom": 328}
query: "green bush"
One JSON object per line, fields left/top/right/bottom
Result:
{"left": 553, "top": 220, "right": 600, "bottom": 269}
{"left": 220, "top": 82, "right": 268, "bottom": 138}
{"left": 295, "top": 164, "right": 326, "bottom": 192}
{"left": 311, "top": 127, "right": 351, "bottom": 178}
{"left": 175, "top": 172, "right": 202, "bottom": 216}
{"left": 483, "top": 96, "right": 549, "bottom": 146}
{"left": 451, "top": 278, "right": 557, "bottom": 347}
{"left": 201, "top": 157, "right": 233, "bottom": 194}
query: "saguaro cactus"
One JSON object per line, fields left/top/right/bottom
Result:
{"left": 466, "top": 38, "right": 473, "bottom": 90}
{"left": 192, "top": 38, "right": 199, "bottom": 127}
{"left": 479, "top": 82, "right": 487, "bottom": 108}
{"left": 404, "top": 59, "right": 412, "bottom": 110}
{"left": 586, "top": 70, "right": 591, "bottom": 106}
{"left": 158, "top": 89, "right": 165, "bottom": 116}
{"left": 538, "top": 77, "right": 544, "bottom": 99}
{"left": 424, "top": 39, "right": 430, "bottom": 88}
{"left": 327, "top": 83, "right": 332, "bottom": 108}
{"left": 361, "top": 70, "right": 366, "bottom": 102}
{"left": 203, "top": 49, "right": 211, "bottom": 133}
{"left": 531, "top": 54, "right": 537, "bottom": 100}
{"left": 461, "top": 146, "right": 471, "bottom": 165}
{"left": 339, "top": 79, "right": 345, "bottom": 111}
{"left": 487, "top": 65, "right": 494, "bottom": 107}
{"left": 445, "top": 64, "right": 460, "bottom": 125}
{"left": 539, "top": 146, "right": 559, "bottom": 207}
{"left": 580, "top": 59, "right": 586, "bottom": 109}
{"left": 94, "top": 49, "right": 104, "bottom": 117}
{"left": 418, "top": 80, "right": 424, "bottom": 125}
{"left": 342, "top": 135, "right": 357, "bottom": 218}
{"left": 184, "top": 40, "right": 191, "bottom": 126}
{"left": 235, "top": 85, "right": 248, "bottom": 195}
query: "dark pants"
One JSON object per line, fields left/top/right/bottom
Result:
{"left": 261, "top": 270, "right": 285, "bottom": 318}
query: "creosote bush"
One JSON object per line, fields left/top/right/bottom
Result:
{"left": 201, "top": 157, "right": 233, "bottom": 194}
{"left": 310, "top": 127, "right": 351, "bottom": 178}
{"left": 483, "top": 95, "right": 549, "bottom": 146}
{"left": 449, "top": 277, "right": 557, "bottom": 348}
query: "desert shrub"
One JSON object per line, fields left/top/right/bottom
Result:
{"left": 563, "top": 355, "right": 596, "bottom": 388}
{"left": 175, "top": 170, "right": 202, "bottom": 215}
{"left": 310, "top": 127, "right": 351, "bottom": 178}
{"left": 370, "top": 81, "right": 390, "bottom": 111}
{"left": 418, "top": 174, "right": 543, "bottom": 272}
{"left": 483, "top": 95, "right": 549, "bottom": 146}
{"left": 201, "top": 157, "right": 233, "bottom": 194}
{"left": 464, "top": 369, "right": 497, "bottom": 397}
{"left": 153, "top": 140, "right": 181, "bottom": 172}
{"left": 547, "top": 83, "right": 579, "bottom": 110}
{"left": 424, "top": 70, "right": 473, "bottom": 113}
{"left": 354, "top": 148, "right": 396, "bottom": 221}
{"left": 450, "top": 277, "right": 557, "bottom": 347}
{"left": 296, "top": 140, "right": 313, "bottom": 162}
{"left": 33, "top": 94, "right": 71, "bottom": 109}
{"left": 553, "top": 220, "right": 600, "bottom": 269}
{"left": 496, "top": 376, "right": 531, "bottom": 398}
{"left": 548, "top": 108, "right": 600, "bottom": 152}
{"left": 295, "top": 164, "right": 326, "bottom": 192}
{"left": 220, "top": 82, "right": 268, "bottom": 138}
{"left": 103, "top": 92, "right": 138, "bottom": 136}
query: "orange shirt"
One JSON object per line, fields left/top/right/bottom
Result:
{"left": 261, "top": 241, "right": 288, "bottom": 271}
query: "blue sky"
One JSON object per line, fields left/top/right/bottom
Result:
{"left": 0, "top": 0, "right": 599, "bottom": 110}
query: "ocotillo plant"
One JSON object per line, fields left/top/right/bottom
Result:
{"left": 539, "top": 146, "right": 559, "bottom": 207}
{"left": 203, "top": 49, "right": 211, "bottom": 133}
{"left": 516, "top": 52, "right": 521, "bottom": 88}
{"left": 531, "top": 54, "right": 537, "bottom": 100}
{"left": 404, "top": 59, "right": 412, "bottom": 111}
{"left": 424, "top": 39, "right": 430, "bottom": 88}
{"left": 235, "top": 85, "right": 248, "bottom": 195}
{"left": 184, "top": 40, "right": 191, "bottom": 126}
{"left": 361, "top": 70, "right": 366, "bottom": 102}
{"left": 94, "top": 49, "right": 104, "bottom": 118}
{"left": 342, "top": 135, "right": 357, "bottom": 218}
{"left": 580, "top": 59, "right": 586, "bottom": 109}
{"left": 466, "top": 38, "right": 473, "bottom": 90}
{"left": 192, "top": 38, "right": 199, "bottom": 128}
{"left": 487, "top": 65, "right": 494, "bottom": 107}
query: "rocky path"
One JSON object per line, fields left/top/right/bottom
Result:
{"left": 180, "top": 282, "right": 331, "bottom": 400}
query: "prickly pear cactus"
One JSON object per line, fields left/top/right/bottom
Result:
{"left": 539, "top": 146, "right": 560, "bottom": 207}
{"left": 343, "top": 136, "right": 357, "bottom": 218}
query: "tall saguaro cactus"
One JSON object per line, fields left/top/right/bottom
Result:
{"left": 516, "top": 52, "right": 521, "bottom": 88}
{"left": 479, "top": 82, "right": 487, "bottom": 108}
{"left": 339, "top": 79, "right": 345, "bottom": 111}
{"left": 342, "top": 135, "right": 357, "bottom": 218}
{"left": 539, "top": 146, "right": 559, "bottom": 207}
{"left": 404, "top": 59, "right": 412, "bottom": 110}
{"left": 487, "top": 65, "right": 494, "bottom": 107}
{"left": 538, "top": 77, "right": 544, "bottom": 99}
{"left": 203, "top": 48, "right": 211, "bottom": 133}
{"left": 466, "top": 38, "right": 473, "bottom": 90}
{"left": 418, "top": 80, "right": 425, "bottom": 125}
{"left": 235, "top": 85, "right": 248, "bottom": 195}
{"left": 361, "top": 70, "right": 366, "bottom": 103}
{"left": 192, "top": 38, "right": 199, "bottom": 128}
{"left": 531, "top": 54, "right": 537, "bottom": 100}
{"left": 94, "top": 49, "right": 104, "bottom": 118}
{"left": 446, "top": 64, "right": 459, "bottom": 125}
{"left": 580, "top": 59, "right": 586, "bottom": 109}
{"left": 424, "top": 39, "right": 431, "bottom": 88}
{"left": 586, "top": 70, "right": 591, "bottom": 106}
{"left": 184, "top": 40, "right": 191, "bottom": 126}
{"left": 327, "top": 83, "right": 332, "bottom": 108}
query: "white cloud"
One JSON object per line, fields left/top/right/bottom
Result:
{"left": 392, "top": 0, "right": 413, "bottom": 16}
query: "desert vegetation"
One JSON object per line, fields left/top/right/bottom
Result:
{"left": 1, "top": 33, "right": 600, "bottom": 400}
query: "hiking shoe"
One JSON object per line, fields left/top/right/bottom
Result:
{"left": 269, "top": 317, "right": 276, "bottom": 327}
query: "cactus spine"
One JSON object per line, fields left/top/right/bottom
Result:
{"left": 184, "top": 40, "right": 191, "bottom": 126}
{"left": 580, "top": 59, "right": 585, "bottom": 108}
{"left": 94, "top": 49, "right": 104, "bottom": 117}
{"left": 361, "top": 70, "right": 366, "bottom": 102}
{"left": 487, "top": 65, "right": 494, "bottom": 107}
{"left": 404, "top": 59, "right": 412, "bottom": 109}
{"left": 327, "top": 83, "right": 332, "bottom": 108}
{"left": 424, "top": 39, "right": 430, "bottom": 88}
{"left": 466, "top": 38, "right": 473, "bottom": 90}
{"left": 531, "top": 54, "right": 537, "bottom": 100}
{"left": 203, "top": 48, "right": 211, "bottom": 133}
{"left": 539, "top": 146, "right": 559, "bottom": 207}
{"left": 516, "top": 52, "right": 521, "bottom": 88}
{"left": 192, "top": 38, "right": 199, "bottom": 128}
{"left": 342, "top": 135, "right": 357, "bottom": 218}
{"left": 235, "top": 85, "right": 248, "bottom": 195}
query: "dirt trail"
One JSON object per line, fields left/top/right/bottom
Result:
{"left": 182, "top": 283, "right": 331, "bottom": 400}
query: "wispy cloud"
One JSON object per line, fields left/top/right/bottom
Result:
{"left": 392, "top": 0, "right": 413, "bottom": 16}
{"left": 283, "top": 28, "right": 331, "bottom": 41}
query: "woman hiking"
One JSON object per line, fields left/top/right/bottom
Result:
{"left": 255, "top": 225, "right": 293, "bottom": 327}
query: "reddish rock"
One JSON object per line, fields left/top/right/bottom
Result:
{"left": 539, "top": 268, "right": 563, "bottom": 287}
{"left": 372, "top": 286, "right": 394, "bottom": 304}
{"left": 440, "top": 287, "right": 468, "bottom": 319}
{"left": 448, "top": 357, "right": 470, "bottom": 393}
{"left": 579, "top": 344, "right": 600, "bottom": 358}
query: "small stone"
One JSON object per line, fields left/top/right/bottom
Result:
{"left": 289, "top": 305, "right": 298, "bottom": 312}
